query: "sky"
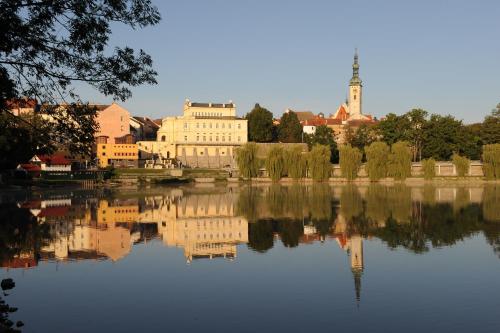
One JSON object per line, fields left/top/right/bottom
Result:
{"left": 79, "top": 0, "right": 500, "bottom": 123}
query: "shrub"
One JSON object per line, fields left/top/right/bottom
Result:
{"left": 387, "top": 141, "right": 412, "bottom": 180}
{"left": 235, "top": 143, "right": 260, "bottom": 178}
{"left": 365, "top": 141, "right": 390, "bottom": 181}
{"left": 482, "top": 144, "right": 500, "bottom": 179}
{"left": 421, "top": 158, "right": 436, "bottom": 180}
{"left": 308, "top": 145, "right": 331, "bottom": 181}
{"left": 284, "top": 146, "right": 307, "bottom": 179}
{"left": 339, "top": 144, "right": 362, "bottom": 180}
{"left": 452, "top": 153, "right": 470, "bottom": 177}
{"left": 265, "top": 146, "right": 285, "bottom": 181}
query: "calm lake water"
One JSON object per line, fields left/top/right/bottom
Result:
{"left": 1, "top": 184, "right": 499, "bottom": 333}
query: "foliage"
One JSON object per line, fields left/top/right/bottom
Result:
{"left": 284, "top": 146, "right": 306, "bottom": 179}
{"left": 235, "top": 143, "right": 260, "bottom": 178}
{"left": 344, "top": 123, "right": 378, "bottom": 156}
{"left": 0, "top": 0, "right": 160, "bottom": 167}
{"left": 305, "top": 125, "right": 338, "bottom": 163}
{"left": 307, "top": 145, "right": 331, "bottom": 181}
{"left": 0, "top": 113, "right": 51, "bottom": 169}
{"left": 452, "top": 153, "right": 470, "bottom": 177}
{"left": 376, "top": 113, "right": 409, "bottom": 146}
{"left": 339, "top": 144, "right": 362, "bottom": 180}
{"left": 421, "top": 158, "right": 436, "bottom": 180}
{"left": 422, "top": 114, "right": 467, "bottom": 160}
{"left": 387, "top": 141, "right": 412, "bottom": 180}
{"left": 365, "top": 141, "right": 390, "bottom": 181}
{"left": 265, "top": 146, "right": 285, "bottom": 181}
{"left": 481, "top": 106, "right": 500, "bottom": 145}
{"left": 246, "top": 103, "right": 274, "bottom": 142}
{"left": 482, "top": 144, "right": 500, "bottom": 179}
{"left": 277, "top": 111, "right": 302, "bottom": 143}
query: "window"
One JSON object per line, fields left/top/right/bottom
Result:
{"left": 209, "top": 136, "right": 212, "bottom": 141}
{"left": 196, "top": 136, "right": 199, "bottom": 141}
{"left": 184, "top": 136, "right": 187, "bottom": 141}
{"left": 222, "top": 123, "right": 225, "bottom": 129}
{"left": 120, "top": 125, "right": 124, "bottom": 131}
{"left": 216, "top": 136, "right": 219, "bottom": 141}
{"left": 228, "top": 136, "right": 231, "bottom": 142}
{"left": 184, "top": 122, "right": 188, "bottom": 129}
{"left": 203, "top": 123, "right": 206, "bottom": 128}
{"left": 197, "top": 123, "right": 199, "bottom": 128}
{"left": 238, "top": 124, "right": 241, "bottom": 129}
{"left": 222, "top": 136, "right": 225, "bottom": 142}
{"left": 102, "top": 145, "right": 106, "bottom": 149}
{"left": 209, "top": 123, "right": 212, "bottom": 129}
{"left": 203, "top": 136, "right": 206, "bottom": 142}
{"left": 216, "top": 123, "right": 218, "bottom": 128}
{"left": 161, "top": 135, "right": 166, "bottom": 142}
{"left": 228, "top": 124, "right": 231, "bottom": 129}
{"left": 238, "top": 136, "right": 241, "bottom": 142}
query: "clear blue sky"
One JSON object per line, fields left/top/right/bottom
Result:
{"left": 79, "top": 0, "right": 500, "bottom": 123}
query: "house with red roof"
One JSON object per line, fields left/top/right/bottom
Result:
{"left": 30, "top": 153, "right": 72, "bottom": 171}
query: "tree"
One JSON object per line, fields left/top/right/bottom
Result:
{"left": 345, "top": 123, "right": 378, "bottom": 153}
{"left": 421, "top": 158, "right": 436, "bottom": 180}
{"left": 365, "top": 141, "right": 390, "bottom": 181}
{"left": 452, "top": 153, "right": 470, "bottom": 177}
{"left": 339, "top": 144, "right": 362, "bottom": 180}
{"left": 406, "top": 109, "right": 428, "bottom": 161}
{"left": 284, "top": 146, "right": 306, "bottom": 179}
{"left": 0, "top": 1, "right": 161, "bottom": 167}
{"left": 421, "top": 114, "right": 464, "bottom": 160}
{"left": 482, "top": 106, "right": 500, "bottom": 145}
{"left": 308, "top": 145, "right": 331, "bottom": 181}
{"left": 235, "top": 143, "right": 260, "bottom": 178}
{"left": 246, "top": 103, "right": 274, "bottom": 142}
{"left": 387, "top": 141, "right": 412, "bottom": 180}
{"left": 482, "top": 144, "right": 500, "bottom": 179}
{"left": 376, "top": 113, "right": 409, "bottom": 145}
{"left": 305, "top": 125, "right": 338, "bottom": 163}
{"left": 265, "top": 145, "right": 284, "bottom": 181}
{"left": 278, "top": 111, "right": 302, "bottom": 143}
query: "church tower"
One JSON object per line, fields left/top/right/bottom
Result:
{"left": 348, "top": 49, "right": 362, "bottom": 118}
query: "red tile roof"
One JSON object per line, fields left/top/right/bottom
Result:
{"left": 36, "top": 154, "right": 72, "bottom": 165}
{"left": 38, "top": 206, "right": 69, "bottom": 217}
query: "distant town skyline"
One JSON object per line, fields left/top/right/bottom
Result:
{"left": 76, "top": 0, "right": 500, "bottom": 123}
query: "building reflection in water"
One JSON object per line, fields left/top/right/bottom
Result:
{"left": 1, "top": 184, "right": 499, "bottom": 304}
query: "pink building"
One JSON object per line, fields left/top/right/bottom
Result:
{"left": 94, "top": 103, "right": 131, "bottom": 144}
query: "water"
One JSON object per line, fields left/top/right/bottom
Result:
{"left": 1, "top": 184, "right": 499, "bottom": 333}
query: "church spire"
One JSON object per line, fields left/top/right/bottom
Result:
{"left": 350, "top": 48, "right": 362, "bottom": 86}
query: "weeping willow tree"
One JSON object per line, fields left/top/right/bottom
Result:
{"left": 284, "top": 146, "right": 307, "bottom": 179}
{"left": 265, "top": 145, "right": 285, "bottom": 181}
{"left": 452, "top": 153, "right": 470, "bottom": 177}
{"left": 365, "top": 141, "right": 390, "bottom": 181}
{"left": 421, "top": 158, "right": 436, "bottom": 180}
{"left": 388, "top": 141, "right": 412, "bottom": 180}
{"left": 482, "top": 144, "right": 500, "bottom": 179}
{"left": 339, "top": 144, "right": 362, "bottom": 180}
{"left": 235, "top": 143, "right": 260, "bottom": 178}
{"left": 308, "top": 145, "right": 332, "bottom": 181}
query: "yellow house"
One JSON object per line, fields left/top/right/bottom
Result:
{"left": 96, "top": 138, "right": 139, "bottom": 168}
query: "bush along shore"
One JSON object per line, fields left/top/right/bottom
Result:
{"left": 1, "top": 279, "right": 24, "bottom": 332}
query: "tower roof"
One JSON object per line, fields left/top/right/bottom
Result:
{"left": 349, "top": 49, "right": 362, "bottom": 86}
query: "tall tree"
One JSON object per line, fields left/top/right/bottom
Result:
{"left": 246, "top": 103, "right": 274, "bottom": 142}
{"left": 376, "top": 113, "right": 409, "bottom": 145}
{"left": 0, "top": 0, "right": 161, "bottom": 168}
{"left": 482, "top": 105, "right": 500, "bottom": 145}
{"left": 277, "top": 111, "right": 302, "bottom": 143}
{"left": 421, "top": 114, "right": 464, "bottom": 160}
{"left": 406, "top": 109, "right": 428, "bottom": 161}
{"left": 345, "top": 123, "right": 377, "bottom": 153}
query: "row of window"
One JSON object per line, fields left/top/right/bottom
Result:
{"left": 183, "top": 135, "right": 241, "bottom": 142}
{"left": 114, "top": 152, "right": 137, "bottom": 157}
{"left": 101, "top": 145, "right": 136, "bottom": 149}
{"left": 192, "top": 112, "right": 225, "bottom": 117}
{"left": 184, "top": 122, "right": 242, "bottom": 130}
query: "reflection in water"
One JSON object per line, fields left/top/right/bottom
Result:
{"left": 1, "top": 185, "right": 499, "bottom": 303}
